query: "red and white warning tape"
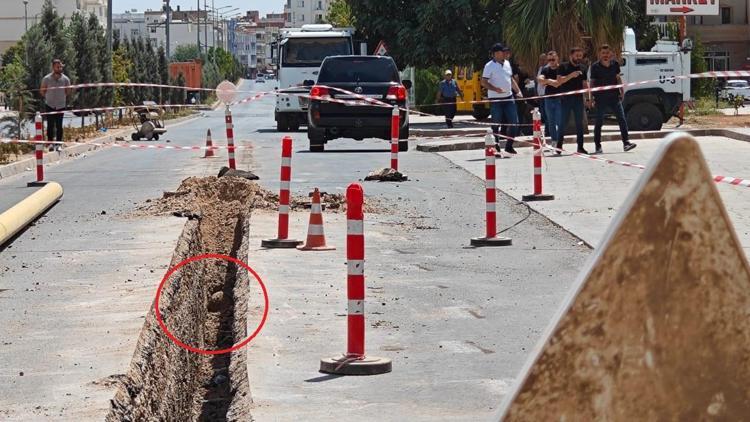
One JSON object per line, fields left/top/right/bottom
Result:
{"left": 507, "top": 136, "right": 750, "bottom": 189}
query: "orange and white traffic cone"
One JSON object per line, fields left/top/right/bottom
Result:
{"left": 298, "top": 188, "right": 335, "bottom": 251}
{"left": 203, "top": 129, "right": 215, "bottom": 158}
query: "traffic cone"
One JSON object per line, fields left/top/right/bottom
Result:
{"left": 298, "top": 188, "right": 335, "bottom": 251}
{"left": 203, "top": 129, "right": 215, "bottom": 158}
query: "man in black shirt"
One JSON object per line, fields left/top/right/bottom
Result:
{"left": 557, "top": 47, "right": 588, "bottom": 154}
{"left": 589, "top": 44, "right": 637, "bottom": 153}
{"left": 537, "top": 51, "right": 570, "bottom": 146}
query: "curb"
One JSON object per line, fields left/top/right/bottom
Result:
{"left": 416, "top": 128, "right": 750, "bottom": 153}
{"left": 0, "top": 112, "right": 201, "bottom": 181}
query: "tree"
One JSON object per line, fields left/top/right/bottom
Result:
{"left": 690, "top": 35, "right": 713, "bottom": 99}
{"left": 70, "top": 12, "right": 101, "bottom": 112}
{"left": 112, "top": 46, "right": 132, "bottom": 106}
{"left": 38, "top": 0, "right": 75, "bottom": 82}
{"left": 157, "top": 46, "right": 169, "bottom": 103}
{"left": 90, "top": 13, "right": 112, "bottom": 108}
{"left": 348, "top": 0, "right": 506, "bottom": 69}
{"left": 22, "top": 25, "right": 54, "bottom": 112}
{"left": 171, "top": 44, "right": 201, "bottom": 62}
{"left": 503, "top": 0, "right": 632, "bottom": 73}
{"left": 0, "top": 60, "right": 31, "bottom": 139}
{"left": 326, "top": 0, "right": 354, "bottom": 27}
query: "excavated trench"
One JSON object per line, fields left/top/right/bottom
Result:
{"left": 107, "top": 177, "right": 261, "bottom": 421}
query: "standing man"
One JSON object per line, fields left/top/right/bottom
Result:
{"left": 557, "top": 47, "right": 588, "bottom": 154}
{"left": 538, "top": 51, "right": 572, "bottom": 150}
{"left": 589, "top": 45, "right": 637, "bottom": 153}
{"left": 435, "top": 69, "right": 463, "bottom": 128}
{"left": 481, "top": 43, "right": 523, "bottom": 155}
{"left": 39, "top": 59, "right": 72, "bottom": 151}
{"left": 536, "top": 53, "right": 549, "bottom": 137}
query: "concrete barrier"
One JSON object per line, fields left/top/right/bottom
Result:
{"left": 0, "top": 182, "right": 63, "bottom": 246}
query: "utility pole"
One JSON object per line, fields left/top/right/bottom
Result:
{"left": 107, "top": 0, "right": 113, "bottom": 82}
{"left": 197, "top": 0, "right": 201, "bottom": 55}
{"left": 165, "top": 0, "right": 171, "bottom": 59}
{"left": 204, "top": 0, "right": 208, "bottom": 53}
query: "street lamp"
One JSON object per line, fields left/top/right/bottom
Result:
{"left": 22, "top": 0, "right": 28, "bottom": 32}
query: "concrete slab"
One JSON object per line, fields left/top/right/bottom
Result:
{"left": 498, "top": 134, "right": 750, "bottom": 420}
{"left": 439, "top": 136, "right": 750, "bottom": 251}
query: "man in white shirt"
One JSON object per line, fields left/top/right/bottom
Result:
{"left": 481, "top": 43, "right": 523, "bottom": 155}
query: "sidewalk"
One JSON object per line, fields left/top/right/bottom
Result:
{"left": 437, "top": 135, "right": 750, "bottom": 251}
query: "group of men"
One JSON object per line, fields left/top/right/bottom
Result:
{"left": 536, "top": 44, "right": 636, "bottom": 155}
{"left": 438, "top": 43, "right": 636, "bottom": 156}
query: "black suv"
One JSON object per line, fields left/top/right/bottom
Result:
{"left": 307, "top": 55, "right": 411, "bottom": 152}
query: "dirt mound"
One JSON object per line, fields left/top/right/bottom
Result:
{"left": 132, "top": 176, "right": 385, "bottom": 216}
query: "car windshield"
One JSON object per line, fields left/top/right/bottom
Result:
{"left": 727, "top": 81, "right": 748, "bottom": 88}
{"left": 282, "top": 37, "right": 352, "bottom": 67}
{"left": 317, "top": 58, "right": 400, "bottom": 83}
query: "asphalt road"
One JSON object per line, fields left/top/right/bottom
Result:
{"left": 1, "top": 79, "right": 594, "bottom": 421}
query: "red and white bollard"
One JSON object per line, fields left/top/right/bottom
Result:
{"left": 27, "top": 112, "right": 47, "bottom": 187}
{"left": 390, "top": 105, "right": 399, "bottom": 171}
{"left": 522, "top": 108, "right": 554, "bottom": 202}
{"left": 203, "top": 128, "right": 216, "bottom": 158}
{"left": 470, "top": 130, "right": 512, "bottom": 247}
{"left": 225, "top": 106, "right": 236, "bottom": 169}
{"left": 261, "top": 136, "right": 302, "bottom": 248}
{"left": 320, "top": 183, "right": 392, "bottom": 375}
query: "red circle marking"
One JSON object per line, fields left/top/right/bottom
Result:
{"left": 154, "top": 253, "right": 269, "bottom": 355}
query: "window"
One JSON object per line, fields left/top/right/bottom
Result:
{"left": 318, "top": 57, "right": 400, "bottom": 83}
{"left": 705, "top": 51, "right": 729, "bottom": 71}
{"left": 300, "top": 14, "right": 304, "bottom": 22}
{"left": 635, "top": 58, "right": 668, "bottom": 65}
{"left": 316, "top": 1, "right": 323, "bottom": 10}
{"left": 282, "top": 37, "right": 352, "bottom": 67}
{"left": 297, "top": 0, "right": 304, "bottom": 6}
{"left": 721, "top": 7, "right": 731, "bottom": 24}
{"left": 688, "top": 16, "right": 696, "bottom": 25}
{"left": 150, "top": 27, "right": 156, "bottom": 33}
{"left": 131, "top": 29, "right": 140, "bottom": 38}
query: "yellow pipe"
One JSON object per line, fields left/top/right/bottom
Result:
{"left": 0, "top": 182, "right": 63, "bottom": 246}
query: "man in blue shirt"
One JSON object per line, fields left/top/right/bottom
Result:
{"left": 436, "top": 69, "right": 463, "bottom": 128}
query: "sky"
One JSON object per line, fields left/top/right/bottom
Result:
{"left": 113, "top": 0, "right": 285, "bottom": 16}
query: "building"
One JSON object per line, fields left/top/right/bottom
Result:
{"left": 286, "top": 0, "right": 330, "bottom": 27}
{"left": 113, "top": 7, "right": 220, "bottom": 57}
{"left": 229, "top": 10, "right": 288, "bottom": 77}
{"left": 0, "top": 0, "right": 108, "bottom": 57}
{"left": 686, "top": 0, "right": 750, "bottom": 71}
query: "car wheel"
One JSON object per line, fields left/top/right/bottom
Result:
{"left": 131, "top": 133, "right": 139, "bottom": 141}
{"left": 398, "top": 140, "right": 409, "bottom": 152}
{"left": 626, "top": 103, "right": 663, "bottom": 131}
{"left": 399, "top": 124, "right": 410, "bottom": 140}
{"left": 308, "top": 127, "right": 325, "bottom": 152}
{"left": 289, "top": 120, "right": 301, "bottom": 132}
{"left": 472, "top": 105, "right": 491, "bottom": 121}
{"left": 276, "top": 115, "right": 289, "bottom": 132}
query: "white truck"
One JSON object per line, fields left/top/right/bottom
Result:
{"left": 274, "top": 24, "right": 354, "bottom": 132}
{"left": 617, "top": 28, "right": 691, "bottom": 131}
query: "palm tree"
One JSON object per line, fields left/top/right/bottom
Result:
{"left": 503, "top": 0, "right": 632, "bottom": 73}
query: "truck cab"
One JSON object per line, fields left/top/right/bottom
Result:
{"left": 275, "top": 24, "right": 354, "bottom": 132}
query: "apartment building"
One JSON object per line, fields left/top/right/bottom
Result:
{"left": 113, "top": 8, "right": 219, "bottom": 56}
{"left": 687, "top": 0, "right": 750, "bottom": 70}
{"left": 0, "top": 0, "right": 108, "bottom": 57}
{"left": 286, "top": 0, "right": 330, "bottom": 27}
